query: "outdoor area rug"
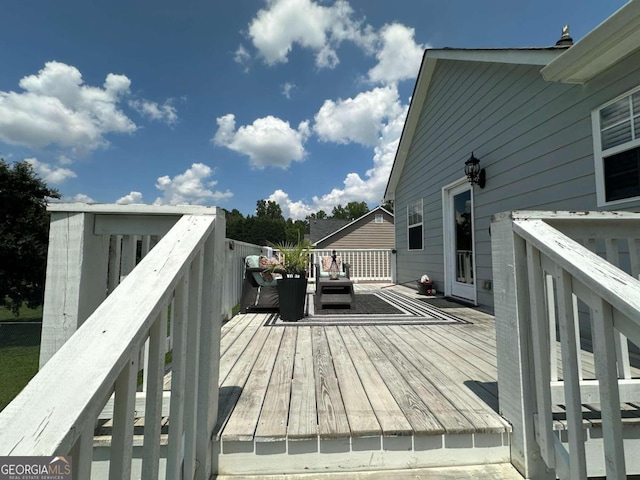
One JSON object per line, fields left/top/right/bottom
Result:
{"left": 264, "top": 289, "right": 472, "bottom": 326}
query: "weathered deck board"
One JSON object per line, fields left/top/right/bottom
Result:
{"left": 399, "top": 325, "right": 500, "bottom": 412}
{"left": 217, "top": 285, "right": 512, "bottom": 444}
{"left": 312, "top": 326, "right": 351, "bottom": 438}
{"left": 362, "top": 326, "right": 477, "bottom": 434}
{"left": 287, "top": 327, "right": 317, "bottom": 440}
{"left": 254, "top": 328, "right": 297, "bottom": 442}
{"left": 380, "top": 325, "right": 508, "bottom": 433}
{"left": 222, "top": 327, "right": 285, "bottom": 441}
{"left": 216, "top": 323, "right": 271, "bottom": 436}
{"left": 337, "top": 326, "right": 413, "bottom": 436}
{"left": 350, "top": 325, "right": 446, "bottom": 434}
{"left": 324, "top": 327, "right": 381, "bottom": 437}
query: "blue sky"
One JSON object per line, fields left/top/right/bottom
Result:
{"left": 0, "top": 0, "right": 627, "bottom": 219}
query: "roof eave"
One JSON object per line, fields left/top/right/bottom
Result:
{"left": 541, "top": 1, "right": 640, "bottom": 84}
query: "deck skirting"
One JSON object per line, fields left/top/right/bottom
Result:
{"left": 216, "top": 432, "right": 511, "bottom": 476}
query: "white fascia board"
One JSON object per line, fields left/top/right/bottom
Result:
{"left": 384, "top": 54, "right": 435, "bottom": 202}
{"left": 428, "top": 48, "right": 563, "bottom": 66}
{"left": 541, "top": 1, "right": 640, "bottom": 84}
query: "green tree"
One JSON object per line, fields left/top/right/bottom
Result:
{"left": 331, "top": 204, "right": 349, "bottom": 219}
{"left": 345, "top": 201, "right": 369, "bottom": 219}
{"left": 307, "top": 210, "right": 327, "bottom": 220}
{"left": 224, "top": 208, "right": 246, "bottom": 241}
{"left": 256, "top": 199, "right": 284, "bottom": 220}
{"left": 285, "top": 218, "right": 307, "bottom": 243}
{"left": 331, "top": 201, "right": 369, "bottom": 220}
{"left": 0, "top": 160, "right": 60, "bottom": 315}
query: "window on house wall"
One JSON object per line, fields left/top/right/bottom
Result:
{"left": 593, "top": 87, "right": 640, "bottom": 204}
{"left": 407, "top": 200, "right": 423, "bottom": 250}
{"left": 375, "top": 213, "right": 383, "bottom": 223}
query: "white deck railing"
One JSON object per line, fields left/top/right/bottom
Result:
{"left": 0, "top": 205, "right": 229, "bottom": 479}
{"left": 492, "top": 211, "right": 640, "bottom": 479}
{"left": 310, "top": 248, "right": 395, "bottom": 282}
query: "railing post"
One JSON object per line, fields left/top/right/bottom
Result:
{"left": 195, "top": 211, "right": 226, "bottom": 480}
{"left": 40, "top": 211, "right": 109, "bottom": 367}
{"left": 491, "top": 212, "right": 554, "bottom": 479}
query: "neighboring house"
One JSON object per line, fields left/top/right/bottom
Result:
{"left": 312, "top": 206, "right": 395, "bottom": 249}
{"left": 384, "top": 2, "right": 640, "bottom": 308}
{"left": 309, "top": 218, "right": 351, "bottom": 245}
{"left": 310, "top": 206, "right": 395, "bottom": 282}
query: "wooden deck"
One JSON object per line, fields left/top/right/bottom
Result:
{"left": 213, "top": 284, "right": 514, "bottom": 475}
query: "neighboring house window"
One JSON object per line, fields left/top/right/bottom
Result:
{"left": 407, "top": 200, "right": 423, "bottom": 250}
{"left": 375, "top": 214, "right": 383, "bottom": 223}
{"left": 593, "top": 87, "right": 640, "bottom": 204}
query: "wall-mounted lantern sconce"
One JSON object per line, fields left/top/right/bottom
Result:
{"left": 464, "top": 152, "right": 486, "bottom": 188}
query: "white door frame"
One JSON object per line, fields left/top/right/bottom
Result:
{"left": 442, "top": 177, "right": 477, "bottom": 304}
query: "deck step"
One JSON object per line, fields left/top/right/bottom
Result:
{"left": 214, "top": 463, "right": 524, "bottom": 479}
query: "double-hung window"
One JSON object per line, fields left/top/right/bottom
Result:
{"left": 593, "top": 87, "right": 640, "bottom": 204}
{"left": 407, "top": 199, "right": 423, "bottom": 250}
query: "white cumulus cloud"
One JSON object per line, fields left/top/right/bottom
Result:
{"left": 269, "top": 101, "right": 408, "bottom": 220}
{"left": 25, "top": 158, "right": 77, "bottom": 184}
{"left": 154, "top": 163, "right": 233, "bottom": 206}
{"left": 368, "top": 23, "right": 425, "bottom": 84}
{"left": 0, "top": 61, "right": 137, "bottom": 154}
{"left": 213, "top": 114, "right": 310, "bottom": 169}
{"left": 282, "top": 82, "right": 296, "bottom": 99}
{"left": 116, "top": 191, "right": 144, "bottom": 205}
{"left": 248, "top": 0, "right": 375, "bottom": 68}
{"left": 67, "top": 193, "right": 96, "bottom": 203}
{"left": 129, "top": 99, "right": 177, "bottom": 125}
{"left": 314, "top": 85, "right": 403, "bottom": 147}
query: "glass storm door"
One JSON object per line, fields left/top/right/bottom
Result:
{"left": 446, "top": 183, "right": 475, "bottom": 301}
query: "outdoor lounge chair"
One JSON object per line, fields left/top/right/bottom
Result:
{"left": 239, "top": 255, "right": 285, "bottom": 313}
{"left": 315, "top": 252, "right": 350, "bottom": 292}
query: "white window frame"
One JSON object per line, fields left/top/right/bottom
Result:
{"left": 592, "top": 85, "right": 640, "bottom": 206}
{"left": 407, "top": 199, "right": 423, "bottom": 251}
{"left": 374, "top": 213, "right": 383, "bottom": 224}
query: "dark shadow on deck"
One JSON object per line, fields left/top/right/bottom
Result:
{"left": 464, "top": 380, "right": 500, "bottom": 414}
{"left": 215, "top": 386, "right": 243, "bottom": 436}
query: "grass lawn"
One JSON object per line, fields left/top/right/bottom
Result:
{"left": 0, "top": 304, "right": 43, "bottom": 322}
{"left": 0, "top": 321, "right": 41, "bottom": 411}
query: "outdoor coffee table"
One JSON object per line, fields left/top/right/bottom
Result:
{"left": 317, "top": 277, "right": 355, "bottom": 309}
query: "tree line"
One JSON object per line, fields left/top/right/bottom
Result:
{"left": 224, "top": 200, "right": 372, "bottom": 246}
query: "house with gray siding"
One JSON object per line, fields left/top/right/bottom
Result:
{"left": 384, "top": 2, "right": 640, "bottom": 309}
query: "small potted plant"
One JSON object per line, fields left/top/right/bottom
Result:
{"left": 417, "top": 274, "right": 435, "bottom": 296}
{"left": 269, "top": 239, "right": 313, "bottom": 321}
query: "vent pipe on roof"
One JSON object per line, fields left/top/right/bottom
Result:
{"left": 555, "top": 25, "right": 573, "bottom": 46}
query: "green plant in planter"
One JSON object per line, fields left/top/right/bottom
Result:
{"left": 269, "top": 240, "right": 313, "bottom": 277}
{"left": 269, "top": 240, "right": 313, "bottom": 321}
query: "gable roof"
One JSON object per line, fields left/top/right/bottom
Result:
{"left": 309, "top": 218, "right": 351, "bottom": 243}
{"left": 313, "top": 206, "right": 394, "bottom": 246}
{"left": 384, "top": 3, "right": 640, "bottom": 203}
{"left": 383, "top": 48, "right": 564, "bottom": 203}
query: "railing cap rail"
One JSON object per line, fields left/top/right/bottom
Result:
{"left": 512, "top": 218, "right": 640, "bottom": 343}
{"left": 493, "top": 210, "right": 640, "bottom": 222}
{"left": 0, "top": 214, "right": 217, "bottom": 456}
{"left": 47, "top": 202, "right": 219, "bottom": 216}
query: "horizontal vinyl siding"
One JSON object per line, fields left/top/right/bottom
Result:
{"left": 318, "top": 212, "right": 395, "bottom": 249}
{"left": 394, "top": 51, "right": 640, "bottom": 309}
